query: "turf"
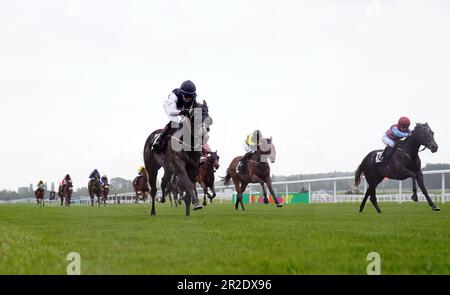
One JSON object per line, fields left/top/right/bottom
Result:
{"left": 0, "top": 202, "right": 449, "bottom": 274}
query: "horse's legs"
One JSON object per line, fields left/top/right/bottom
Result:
{"left": 260, "top": 182, "right": 269, "bottom": 204}
{"left": 160, "top": 171, "right": 171, "bottom": 204}
{"left": 199, "top": 182, "right": 208, "bottom": 206}
{"left": 411, "top": 178, "right": 418, "bottom": 202}
{"left": 368, "top": 186, "right": 382, "bottom": 213}
{"left": 175, "top": 170, "right": 199, "bottom": 216}
{"left": 177, "top": 191, "right": 182, "bottom": 205}
{"left": 168, "top": 191, "right": 173, "bottom": 207}
{"left": 238, "top": 182, "right": 248, "bottom": 210}
{"left": 149, "top": 170, "right": 158, "bottom": 216}
{"left": 175, "top": 172, "right": 195, "bottom": 216}
{"left": 184, "top": 191, "right": 191, "bottom": 216}
{"left": 416, "top": 171, "right": 440, "bottom": 211}
{"left": 359, "top": 187, "right": 372, "bottom": 213}
{"left": 233, "top": 180, "right": 241, "bottom": 210}
{"left": 265, "top": 178, "right": 282, "bottom": 207}
{"left": 142, "top": 192, "right": 147, "bottom": 203}
{"left": 210, "top": 185, "right": 217, "bottom": 203}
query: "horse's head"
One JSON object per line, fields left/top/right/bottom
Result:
{"left": 196, "top": 100, "right": 212, "bottom": 143}
{"left": 411, "top": 123, "right": 438, "bottom": 153}
{"left": 181, "top": 100, "right": 212, "bottom": 146}
{"left": 208, "top": 150, "right": 220, "bottom": 170}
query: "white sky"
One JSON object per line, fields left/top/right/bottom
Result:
{"left": 1, "top": 0, "right": 449, "bottom": 190}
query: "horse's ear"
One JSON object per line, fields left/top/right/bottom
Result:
{"left": 203, "top": 100, "right": 207, "bottom": 107}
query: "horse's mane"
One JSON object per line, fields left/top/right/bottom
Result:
{"left": 412, "top": 122, "right": 428, "bottom": 133}
{"left": 398, "top": 122, "right": 430, "bottom": 149}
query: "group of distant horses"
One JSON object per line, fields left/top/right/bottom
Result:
{"left": 34, "top": 180, "right": 73, "bottom": 207}
{"left": 34, "top": 176, "right": 109, "bottom": 208}
{"left": 88, "top": 177, "right": 110, "bottom": 207}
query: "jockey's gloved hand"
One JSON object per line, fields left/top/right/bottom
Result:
{"left": 178, "top": 109, "right": 189, "bottom": 116}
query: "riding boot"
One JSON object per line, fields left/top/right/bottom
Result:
{"left": 381, "top": 146, "right": 395, "bottom": 162}
{"left": 237, "top": 152, "right": 253, "bottom": 174}
{"left": 152, "top": 123, "right": 171, "bottom": 152}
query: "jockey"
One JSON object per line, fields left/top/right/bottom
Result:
{"left": 380, "top": 116, "right": 412, "bottom": 162}
{"left": 37, "top": 180, "right": 45, "bottom": 190}
{"left": 89, "top": 169, "right": 101, "bottom": 181}
{"left": 151, "top": 80, "right": 198, "bottom": 153}
{"left": 138, "top": 166, "right": 146, "bottom": 176}
{"left": 237, "top": 130, "right": 263, "bottom": 174}
{"left": 61, "top": 174, "right": 71, "bottom": 186}
{"left": 101, "top": 175, "right": 108, "bottom": 185}
{"left": 200, "top": 143, "right": 212, "bottom": 164}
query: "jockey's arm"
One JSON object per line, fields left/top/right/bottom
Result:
{"left": 164, "top": 92, "right": 182, "bottom": 117}
{"left": 391, "top": 126, "right": 410, "bottom": 138}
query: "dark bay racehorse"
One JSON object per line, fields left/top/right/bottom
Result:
{"left": 144, "top": 100, "right": 212, "bottom": 216}
{"left": 35, "top": 185, "right": 45, "bottom": 207}
{"left": 101, "top": 180, "right": 109, "bottom": 206}
{"left": 196, "top": 151, "right": 220, "bottom": 206}
{"left": 355, "top": 123, "right": 440, "bottom": 213}
{"left": 133, "top": 169, "right": 150, "bottom": 204}
{"left": 58, "top": 180, "right": 73, "bottom": 207}
{"left": 223, "top": 138, "right": 282, "bottom": 210}
{"left": 88, "top": 177, "right": 103, "bottom": 207}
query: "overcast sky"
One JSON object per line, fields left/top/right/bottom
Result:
{"left": 1, "top": 0, "right": 449, "bottom": 191}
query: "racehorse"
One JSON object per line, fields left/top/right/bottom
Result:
{"left": 143, "top": 100, "right": 212, "bottom": 216}
{"left": 88, "top": 177, "right": 103, "bottom": 206}
{"left": 196, "top": 150, "right": 220, "bottom": 206}
{"left": 58, "top": 180, "right": 73, "bottom": 207}
{"left": 223, "top": 137, "right": 282, "bottom": 210}
{"left": 101, "top": 180, "right": 109, "bottom": 206}
{"left": 35, "top": 186, "right": 45, "bottom": 207}
{"left": 133, "top": 168, "right": 150, "bottom": 204}
{"left": 355, "top": 123, "right": 440, "bottom": 213}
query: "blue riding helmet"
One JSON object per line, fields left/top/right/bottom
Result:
{"left": 180, "top": 80, "right": 196, "bottom": 97}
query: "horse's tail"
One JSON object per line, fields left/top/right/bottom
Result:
{"left": 222, "top": 170, "right": 232, "bottom": 186}
{"left": 354, "top": 163, "right": 364, "bottom": 187}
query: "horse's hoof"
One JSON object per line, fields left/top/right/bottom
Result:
{"left": 193, "top": 204, "right": 203, "bottom": 211}
{"left": 160, "top": 198, "right": 166, "bottom": 204}
{"left": 432, "top": 206, "right": 441, "bottom": 211}
{"left": 411, "top": 194, "right": 418, "bottom": 202}
{"left": 276, "top": 204, "right": 283, "bottom": 208}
